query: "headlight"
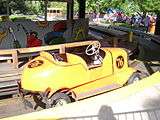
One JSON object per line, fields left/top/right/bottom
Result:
{"left": 28, "top": 60, "right": 43, "bottom": 68}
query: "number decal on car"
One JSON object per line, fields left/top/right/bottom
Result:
{"left": 116, "top": 56, "right": 124, "bottom": 69}
{"left": 28, "top": 60, "right": 44, "bottom": 68}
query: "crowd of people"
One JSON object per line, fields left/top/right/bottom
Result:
{"left": 89, "top": 11, "right": 156, "bottom": 33}
{"left": 130, "top": 14, "right": 156, "bottom": 33}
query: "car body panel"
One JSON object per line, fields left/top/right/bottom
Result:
{"left": 104, "top": 48, "right": 129, "bottom": 73}
{"left": 74, "top": 67, "right": 135, "bottom": 100}
{"left": 21, "top": 54, "right": 89, "bottom": 92}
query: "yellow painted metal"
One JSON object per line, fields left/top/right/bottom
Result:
{"left": 21, "top": 52, "right": 89, "bottom": 93}
{"left": 21, "top": 46, "right": 135, "bottom": 99}
{"left": 73, "top": 49, "right": 114, "bottom": 99}
{"left": 107, "top": 48, "right": 129, "bottom": 73}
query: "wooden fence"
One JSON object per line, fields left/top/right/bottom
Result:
{"left": 0, "top": 41, "right": 99, "bottom": 68}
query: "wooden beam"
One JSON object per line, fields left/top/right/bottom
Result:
{"left": 0, "top": 41, "right": 100, "bottom": 68}
{"left": 0, "top": 41, "right": 99, "bottom": 55}
{"left": 128, "top": 32, "right": 133, "bottom": 42}
{"left": 12, "top": 51, "right": 18, "bottom": 69}
{"left": 59, "top": 44, "right": 66, "bottom": 54}
{"left": 18, "top": 41, "right": 99, "bottom": 53}
{"left": 0, "top": 50, "right": 17, "bottom": 55}
{"left": 112, "top": 37, "right": 118, "bottom": 47}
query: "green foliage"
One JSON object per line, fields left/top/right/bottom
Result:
{"left": 74, "top": 0, "right": 79, "bottom": 13}
{"left": 9, "top": 0, "right": 28, "bottom": 14}
{"left": 119, "top": 1, "right": 140, "bottom": 16}
{"left": 1, "top": 0, "right": 160, "bottom": 17}
{"left": 0, "top": 0, "right": 45, "bottom": 15}
{"left": 25, "top": 1, "right": 45, "bottom": 15}
{"left": 134, "top": 0, "right": 160, "bottom": 12}
{"left": 85, "top": 0, "right": 140, "bottom": 15}
{"left": 0, "top": 0, "right": 141, "bottom": 17}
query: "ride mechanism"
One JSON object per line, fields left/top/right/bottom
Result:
{"left": 17, "top": 41, "right": 145, "bottom": 109}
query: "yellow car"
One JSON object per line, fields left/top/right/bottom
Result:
{"left": 19, "top": 41, "right": 140, "bottom": 108}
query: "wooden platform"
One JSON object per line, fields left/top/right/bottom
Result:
{"left": 0, "top": 63, "right": 22, "bottom": 96}
{"left": 89, "top": 25, "right": 128, "bottom": 47}
{"left": 0, "top": 63, "right": 22, "bottom": 80}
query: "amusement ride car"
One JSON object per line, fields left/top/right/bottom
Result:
{"left": 19, "top": 41, "right": 141, "bottom": 108}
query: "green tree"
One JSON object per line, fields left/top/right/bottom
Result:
{"left": 22, "top": 1, "right": 45, "bottom": 15}
{"left": 85, "top": 0, "right": 139, "bottom": 15}
{"left": 117, "top": 1, "right": 140, "bottom": 16}
{"left": 9, "top": 0, "right": 28, "bottom": 14}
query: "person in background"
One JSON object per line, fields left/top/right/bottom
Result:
{"left": 144, "top": 15, "right": 150, "bottom": 33}
{"left": 96, "top": 12, "right": 100, "bottom": 24}
{"left": 130, "top": 14, "right": 135, "bottom": 26}
{"left": 148, "top": 14, "right": 156, "bottom": 34}
{"left": 92, "top": 11, "right": 97, "bottom": 23}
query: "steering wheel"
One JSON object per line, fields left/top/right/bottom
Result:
{"left": 85, "top": 42, "right": 101, "bottom": 56}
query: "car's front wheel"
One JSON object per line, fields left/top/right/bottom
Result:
{"left": 33, "top": 92, "right": 72, "bottom": 109}
{"left": 127, "top": 72, "right": 141, "bottom": 85}
{"left": 47, "top": 92, "right": 71, "bottom": 108}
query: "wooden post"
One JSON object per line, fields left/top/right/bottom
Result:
{"left": 129, "top": 31, "right": 133, "bottom": 42}
{"left": 59, "top": 44, "right": 65, "bottom": 54}
{"left": 7, "top": 60, "right": 12, "bottom": 64}
{"left": 112, "top": 37, "right": 118, "bottom": 47}
{"left": 12, "top": 50, "right": 18, "bottom": 69}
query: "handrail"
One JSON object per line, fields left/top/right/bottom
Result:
{"left": 0, "top": 41, "right": 98, "bottom": 54}
{"left": 0, "top": 49, "right": 17, "bottom": 55}
{"left": 18, "top": 41, "right": 98, "bottom": 53}
{"left": 0, "top": 41, "right": 99, "bottom": 68}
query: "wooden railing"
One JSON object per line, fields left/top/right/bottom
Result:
{"left": 89, "top": 25, "right": 128, "bottom": 47}
{"left": 0, "top": 41, "right": 99, "bottom": 68}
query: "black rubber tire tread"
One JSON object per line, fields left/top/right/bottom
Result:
{"left": 33, "top": 94, "right": 46, "bottom": 109}
{"left": 127, "top": 72, "right": 141, "bottom": 85}
{"left": 51, "top": 92, "right": 71, "bottom": 106}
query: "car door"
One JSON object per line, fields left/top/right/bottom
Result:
{"left": 76, "top": 49, "right": 117, "bottom": 99}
